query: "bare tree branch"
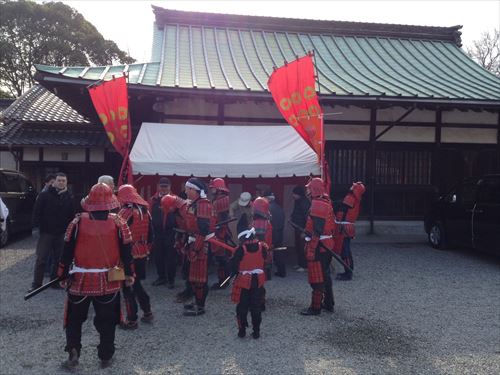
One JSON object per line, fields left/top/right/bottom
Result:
{"left": 466, "top": 29, "right": 500, "bottom": 76}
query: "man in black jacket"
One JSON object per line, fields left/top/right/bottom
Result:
{"left": 29, "top": 172, "right": 75, "bottom": 291}
{"left": 290, "top": 186, "right": 310, "bottom": 272}
{"left": 149, "top": 177, "right": 177, "bottom": 288}
{"left": 264, "top": 191, "right": 286, "bottom": 277}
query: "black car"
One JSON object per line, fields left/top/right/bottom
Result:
{"left": 0, "top": 169, "right": 37, "bottom": 247}
{"left": 424, "top": 174, "right": 500, "bottom": 255}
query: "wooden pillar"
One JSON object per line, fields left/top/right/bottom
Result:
{"left": 368, "top": 108, "right": 377, "bottom": 234}
{"left": 432, "top": 108, "right": 442, "bottom": 194}
{"left": 217, "top": 102, "right": 224, "bottom": 125}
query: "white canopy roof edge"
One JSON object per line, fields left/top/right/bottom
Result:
{"left": 130, "top": 123, "right": 320, "bottom": 177}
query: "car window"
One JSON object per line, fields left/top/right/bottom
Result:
{"left": 477, "top": 178, "right": 500, "bottom": 205}
{"left": 1, "top": 172, "right": 22, "bottom": 193}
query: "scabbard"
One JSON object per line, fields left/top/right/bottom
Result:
{"left": 24, "top": 277, "right": 62, "bottom": 301}
{"left": 288, "top": 220, "right": 353, "bottom": 273}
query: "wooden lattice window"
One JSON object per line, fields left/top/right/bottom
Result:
{"left": 375, "top": 149, "right": 432, "bottom": 185}
{"left": 330, "top": 148, "right": 367, "bottom": 185}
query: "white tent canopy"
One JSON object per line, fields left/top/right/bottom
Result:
{"left": 130, "top": 123, "right": 320, "bottom": 177}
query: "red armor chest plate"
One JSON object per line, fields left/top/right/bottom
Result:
{"left": 131, "top": 208, "right": 149, "bottom": 242}
{"left": 239, "top": 243, "right": 265, "bottom": 271}
{"left": 183, "top": 204, "right": 198, "bottom": 233}
{"left": 213, "top": 195, "right": 229, "bottom": 219}
{"left": 74, "top": 214, "right": 120, "bottom": 269}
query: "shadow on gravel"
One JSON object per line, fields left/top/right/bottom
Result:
{"left": 442, "top": 247, "right": 500, "bottom": 266}
{"left": 0, "top": 315, "right": 56, "bottom": 332}
{"left": 323, "top": 316, "right": 421, "bottom": 357}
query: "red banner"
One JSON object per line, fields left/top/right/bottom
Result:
{"left": 88, "top": 76, "right": 133, "bottom": 185}
{"left": 268, "top": 54, "right": 330, "bottom": 191}
{"left": 268, "top": 54, "right": 323, "bottom": 159}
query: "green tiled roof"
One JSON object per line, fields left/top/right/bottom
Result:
{"left": 35, "top": 8, "right": 500, "bottom": 101}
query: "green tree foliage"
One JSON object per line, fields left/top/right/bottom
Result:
{"left": 466, "top": 29, "right": 500, "bottom": 77}
{"left": 0, "top": 0, "right": 135, "bottom": 97}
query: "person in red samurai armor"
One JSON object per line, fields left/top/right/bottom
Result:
{"left": 180, "top": 177, "right": 214, "bottom": 316}
{"left": 208, "top": 177, "right": 233, "bottom": 290}
{"left": 230, "top": 214, "right": 268, "bottom": 339}
{"left": 117, "top": 184, "right": 154, "bottom": 329}
{"left": 57, "top": 183, "right": 134, "bottom": 369}
{"left": 333, "top": 182, "right": 365, "bottom": 281}
{"left": 300, "top": 177, "right": 337, "bottom": 316}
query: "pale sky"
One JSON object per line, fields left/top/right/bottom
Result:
{"left": 53, "top": 0, "right": 500, "bottom": 63}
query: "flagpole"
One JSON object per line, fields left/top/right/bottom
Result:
{"left": 310, "top": 50, "right": 323, "bottom": 180}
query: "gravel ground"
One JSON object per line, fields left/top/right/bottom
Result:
{"left": 1, "top": 233, "right": 499, "bottom": 375}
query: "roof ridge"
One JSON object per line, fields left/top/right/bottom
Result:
{"left": 152, "top": 6, "right": 462, "bottom": 45}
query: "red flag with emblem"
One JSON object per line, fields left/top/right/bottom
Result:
{"left": 267, "top": 54, "right": 330, "bottom": 190}
{"left": 88, "top": 76, "right": 133, "bottom": 185}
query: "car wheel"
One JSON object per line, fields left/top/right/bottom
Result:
{"left": 0, "top": 222, "right": 8, "bottom": 248}
{"left": 428, "top": 222, "right": 446, "bottom": 250}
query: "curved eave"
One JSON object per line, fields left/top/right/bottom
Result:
{"left": 34, "top": 70, "right": 500, "bottom": 111}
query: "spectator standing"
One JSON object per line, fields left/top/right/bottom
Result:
{"left": 29, "top": 172, "right": 75, "bottom": 292}
{"left": 229, "top": 192, "right": 252, "bottom": 226}
{"left": 149, "top": 177, "right": 176, "bottom": 288}
{"left": 41, "top": 174, "right": 56, "bottom": 274}
{"left": 41, "top": 174, "right": 56, "bottom": 193}
{"left": 263, "top": 191, "right": 286, "bottom": 277}
{"left": 290, "top": 186, "right": 310, "bottom": 272}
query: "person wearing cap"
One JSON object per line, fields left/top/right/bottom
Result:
{"left": 181, "top": 177, "right": 213, "bottom": 316}
{"left": 291, "top": 186, "right": 311, "bottom": 272}
{"left": 263, "top": 191, "right": 286, "bottom": 278}
{"left": 229, "top": 192, "right": 252, "bottom": 229}
{"left": 208, "top": 178, "right": 232, "bottom": 290}
{"left": 149, "top": 177, "right": 177, "bottom": 288}
{"left": 230, "top": 214, "right": 268, "bottom": 339}
{"left": 300, "top": 177, "right": 336, "bottom": 316}
{"left": 56, "top": 183, "right": 134, "bottom": 369}
{"left": 117, "top": 184, "right": 154, "bottom": 329}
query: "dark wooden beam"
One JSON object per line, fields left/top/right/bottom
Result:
{"left": 217, "top": 102, "right": 225, "bottom": 125}
{"left": 375, "top": 106, "right": 416, "bottom": 140}
{"left": 368, "top": 108, "right": 377, "bottom": 234}
{"left": 432, "top": 109, "right": 442, "bottom": 193}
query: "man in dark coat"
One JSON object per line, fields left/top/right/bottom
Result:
{"left": 149, "top": 177, "right": 177, "bottom": 288}
{"left": 290, "top": 186, "right": 310, "bottom": 272}
{"left": 29, "top": 172, "right": 75, "bottom": 292}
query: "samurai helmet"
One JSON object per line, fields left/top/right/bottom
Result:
{"left": 343, "top": 181, "right": 366, "bottom": 207}
{"left": 82, "top": 183, "right": 120, "bottom": 212}
{"left": 306, "top": 177, "right": 325, "bottom": 198}
{"left": 117, "top": 184, "right": 148, "bottom": 207}
{"left": 209, "top": 178, "right": 229, "bottom": 193}
{"left": 252, "top": 197, "right": 269, "bottom": 218}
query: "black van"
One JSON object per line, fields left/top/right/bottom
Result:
{"left": 424, "top": 174, "right": 500, "bottom": 255}
{"left": 0, "top": 169, "right": 37, "bottom": 247}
